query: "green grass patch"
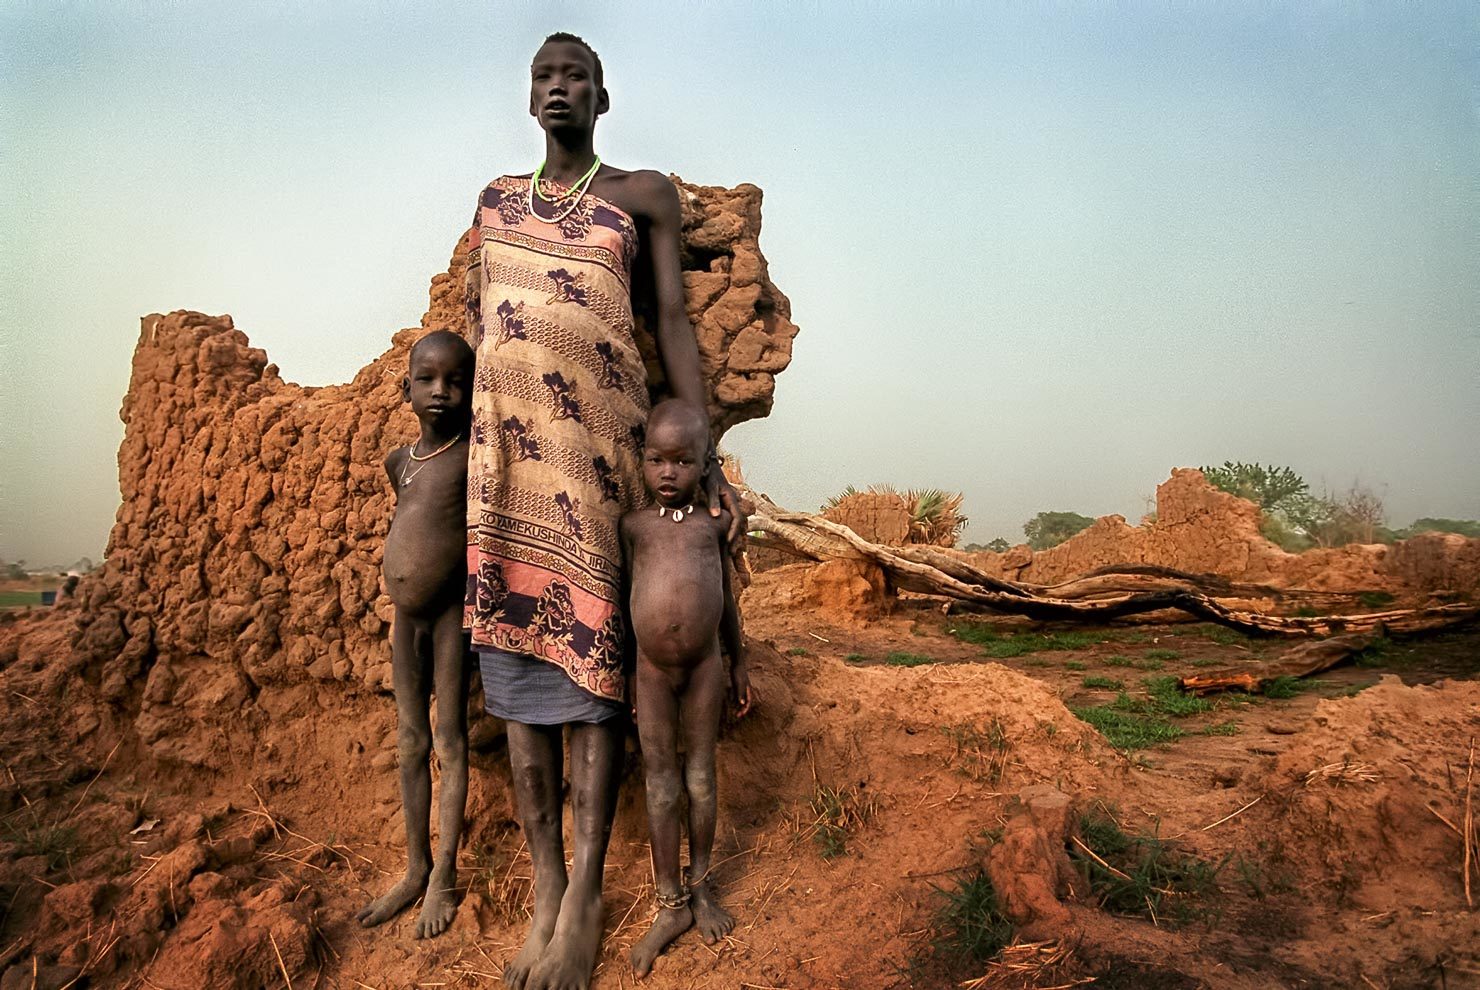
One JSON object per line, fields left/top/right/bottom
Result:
{"left": 1107, "top": 654, "right": 1165, "bottom": 671}
{"left": 984, "top": 630, "right": 1103, "bottom": 658}
{"left": 885, "top": 651, "right": 936, "bottom": 667}
{"left": 914, "top": 870, "right": 1014, "bottom": 978}
{"left": 843, "top": 652, "right": 866, "bottom": 663}
{"left": 1081, "top": 675, "right": 1123, "bottom": 690}
{"left": 1024, "top": 657, "right": 1050, "bottom": 668}
{"left": 1143, "top": 648, "right": 1181, "bottom": 661}
{"left": 1189, "top": 657, "right": 1223, "bottom": 668}
{"left": 944, "top": 621, "right": 1001, "bottom": 646}
{"left": 1201, "top": 720, "right": 1239, "bottom": 736}
{"left": 1064, "top": 659, "right": 1088, "bottom": 671}
{"left": 1263, "top": 676, "right": 1315, "bottom": 699}
{"left": 1196, "top": 624, "right": 1250, "bottom": 645}
{"left": 1134, "top": 676, "right": 1214, "bottom": 717}
{"left": 787, "top": 646, "right": 810, "bottom": 656}
{"left": 1070, "top": 704, "right": 1183, "bottom": 749}
{"left": 1072, "top": 676, "right": 1218, "bottom": 749}
{"left": 1074, "top": 812, "right": 1225, "bottom": 923}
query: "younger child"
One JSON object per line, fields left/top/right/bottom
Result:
{"left": 620, "top": 399, "right": 752, "bottom": 977}
{"left": 356, "top": 330, "right": 474, "bottom": 939}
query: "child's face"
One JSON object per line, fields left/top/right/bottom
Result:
{"left": 403, "top": 344, "right": 471, "bottom": 431}
{"left": 642, "top": 418, "right": 706, "bottom": 508}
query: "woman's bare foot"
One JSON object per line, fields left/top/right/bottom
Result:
{"left": 689, "top": 881, "right": 733, "bottom": 944}
{"left": 528, "top": 885, "right": 605, "bottom": 990}
{"left": 630, "top": 904, "right": 693, "bottom": 978}
{"left": 503, "top": 876, "right": 566, "bottom": 989}
{"left": 356, "top": 867, "right": 430, "bottom": 928}
{"left": 414, "top": 861, "right": 459, "bottom": 938}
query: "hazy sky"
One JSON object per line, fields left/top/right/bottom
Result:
{"left": 3, "top": 1, "right": 1478, "bottom": 564}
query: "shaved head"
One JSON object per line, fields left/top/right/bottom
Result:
{"left": 410, "top": 330, "right": 474, "bottom": 374}
{"left": 646, "top": 399, "right": 708, "bottom": 449}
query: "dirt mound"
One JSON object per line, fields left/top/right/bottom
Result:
{"left": 4, "top": 599, "right": 1130, "bottom": 989}
{"left": 1263, "top": 677, "right": 1480, "bottom": 912}
{"left": 962, "top": 468, "right": 1480, "bottom": 597}
{"left": 66, "top": 178, "right": 797, "bottom": 767}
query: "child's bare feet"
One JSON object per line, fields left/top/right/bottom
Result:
{"left": 528, "top": 885, "right": 605, "bottom": 990}
{"left": 689, "top": 880, "right": 733, "bottom": 944}
{"left": 414, "top": 861, "right": 459, "bottom": 938}
{"left": 630, "top": 903, "right": 693, "bottom": 978}
{"left": 502, "top": 876, "right": 565, "bottom": 989}
{"left": 356, "top": 868, "right": 430, "bottom": 928}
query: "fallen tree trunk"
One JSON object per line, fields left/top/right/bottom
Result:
{"left": 1177, "top": 632, "right": 1381, "bottom": 695}
{"left": 743, "top": 488, "right": 1479, "bottom": 641}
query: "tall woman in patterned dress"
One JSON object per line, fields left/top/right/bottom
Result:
{"left": 463, "top": 33, "right": 744, "bottom": 990}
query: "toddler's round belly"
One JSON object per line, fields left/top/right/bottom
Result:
{"left": 384, "top": 527, "right": 465, "bottom": 616}
{"left": 631, "top": 592, "right": 723, "bottom": 665}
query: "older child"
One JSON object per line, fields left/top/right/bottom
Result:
{"left": 356, "top": 330, "right": 474, "bottom": 939}
{"left": 620, "top": 399, "right": 751, "bottom": 977}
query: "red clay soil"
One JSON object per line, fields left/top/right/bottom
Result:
{"left": 4, "top": 578, "right": 1478, "bottom": 990}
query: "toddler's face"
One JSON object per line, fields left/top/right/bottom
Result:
{"left": 404, "top": 345, "right": 471, "bottom": 429}
{"left": 642, "top": 419, "right": 705, "bottom": 508}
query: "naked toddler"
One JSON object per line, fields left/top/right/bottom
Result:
{"left": 356, "top": 330, "right": 474, "bottom": 939}
{"left": 620, "top": 399, "right": 752, "bottom": 977}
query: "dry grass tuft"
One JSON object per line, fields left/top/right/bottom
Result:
{"left": 959, "top": 938, "right": 1095, "bottom": 989}
{"left": 1304, "top": 760, "right": 1380, "bottom": 787}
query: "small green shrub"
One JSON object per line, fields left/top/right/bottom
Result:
{"left": 1064, "top": 660, "right": 1088, "bottom": 671}
{"left": 885, "top": 651, "right": 935, "bottom": 667}
{"left": 926, "top": 870, "right": 1013, "bottom": 966}
{"left": 787, "top": 646, "right": 810, "bottom": 656}
{"left": 1082, "top": 675, "right": 1123, "bottom": 690}
{"left": 1073, "top": 813, "right": 1224, "bottom": 923}
{"left": 1143, "top": 648, "right": 1181, "bottom": 661}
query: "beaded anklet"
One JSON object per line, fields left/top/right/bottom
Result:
{"left": 655, "top": 886, "right": 691, "bottom": 911}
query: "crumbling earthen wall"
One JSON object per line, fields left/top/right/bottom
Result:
{"left": 968, "top": 468, "right": 1480, "bottom": 595}
{"left": 70, "top": 179, "right": 797, "bottom": 764}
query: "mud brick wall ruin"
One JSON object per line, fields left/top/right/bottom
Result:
{"left": 70, "top": 178, "right": 797, "bottom": 763}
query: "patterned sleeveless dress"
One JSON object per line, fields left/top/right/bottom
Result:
{"left": 463, "top": 176, "right": 650, "bottom": 713}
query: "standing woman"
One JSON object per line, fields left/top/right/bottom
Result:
{"left": 464, "top": 33, "right": 744, "bottom": 990}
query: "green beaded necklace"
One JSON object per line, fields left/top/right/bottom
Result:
{"left": 528, "top": 157, "right": 601, "bottom": 223}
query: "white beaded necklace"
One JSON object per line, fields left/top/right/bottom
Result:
{"left": 658, "top": 504, "right": 695, "bottom": 524}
